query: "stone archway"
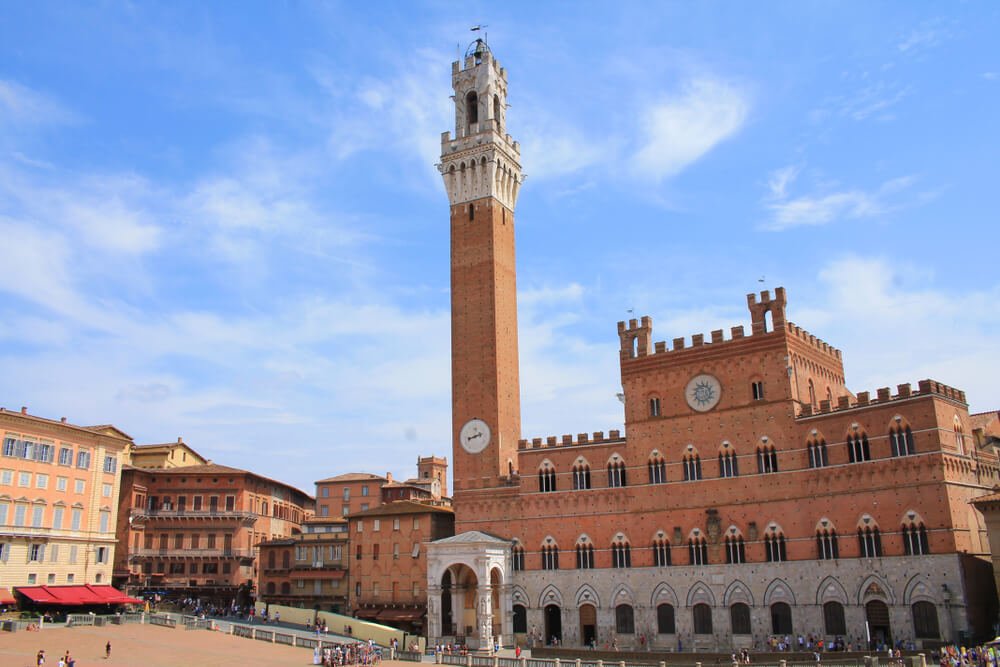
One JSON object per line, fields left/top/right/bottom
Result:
{"left": 427, "top": 531, "right": 513, "bottom": 649}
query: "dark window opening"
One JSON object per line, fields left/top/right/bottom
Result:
{"left": 730, "top": 603, "right": 751, "bottom": 634}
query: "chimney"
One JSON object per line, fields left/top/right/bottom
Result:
{"left": 61, "top": 417, "right": 67, "bottom": 423}
{"left": 21, "top": 407, "right": 28, "bottom": 415}
{"left": 386, "top": 472, "right": 393, "bottom": 483}
{"left": 177, "top": 437, "right": 183, "bottom": 444}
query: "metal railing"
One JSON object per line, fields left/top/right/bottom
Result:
{"left": 131, "top": 508, "right": 257, "bottom": 520}
{"left": 129, "top": 547, "right": 253, "bottom": 558}
{"left": 148, "top": 614, "right": 178, "bottom": 628}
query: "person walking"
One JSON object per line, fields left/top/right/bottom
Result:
{"left": 106, "top": 641, "right": 112, "bottom": 658}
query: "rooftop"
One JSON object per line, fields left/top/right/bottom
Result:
{"left": 124, "top": 462, "right": 312, "bottom": 500}
{"left": 315, "top": 472, "right": 387, "bottom": 484}
{"left": 348, "top": 500, "right": 453, "bottom": 519}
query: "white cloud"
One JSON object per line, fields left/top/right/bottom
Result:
{"left": 897, "top": 24, "right": 948, "bottom": 54}
{"left": 64, "top": 194, "right": 162, "bottom": 255}
{"left": 0, "top": 79, "right": 79, "bottom": 127}
{"left": 322, "top": 49, "right": 452, "bottom": 178}
{"left": 0, "top": 218, "right": 78, "bottom": 313}
{"left": 766, "top": 165, "right": 801, "bottom": 200}
{"left": 793, "top": 256, "right": 1000, "bottom": 413}
{"left": 632, "top": 78, "right": 749, "bottom": 180}
{"left": 761, "top": 167, "right": 920, "bottom": 231}
{"left": 837, "top": 82, "right": 912, "bottom": 121}
{"left": 0, "top": 166, "right": 163, "bottom": 256}
{"left": 983, "top": 72, "right": 999, "bottom": 82}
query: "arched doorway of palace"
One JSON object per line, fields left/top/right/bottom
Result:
{"left": 579, "top": 604, "right": 596, "bottom": 646}
{"left": 866, "top": 600, "right": 892, "bottom": 648}
{"left": 545, "top": 604, "right": 562, "bottom": 645}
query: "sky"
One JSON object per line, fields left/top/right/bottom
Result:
{"left": 1, "top": 2, "right": 998, "bottom": 496}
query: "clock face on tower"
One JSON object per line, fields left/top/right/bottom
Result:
{"left": 459, "top": 418, "right": 492, "bottom": 454}
{"left": 685, "top": 374, "right": 722, "bottom": 412}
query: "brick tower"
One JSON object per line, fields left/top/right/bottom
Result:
{"left": 440, "top": 39, "right": 524, "bottom": 495}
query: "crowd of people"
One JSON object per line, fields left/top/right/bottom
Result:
{"left": 933, "top": 644, "right": 1000, "bottom": 667}
{"left": 433, "top": 642, "right": 471, "bottom": 656}
{"left": 311, "top": 639, "right": 383, "bottom": 666}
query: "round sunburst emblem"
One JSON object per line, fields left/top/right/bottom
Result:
{"left": 685, "top": 374, "right": 722, "bottom": 412}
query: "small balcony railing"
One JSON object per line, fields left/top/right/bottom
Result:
{"left": 128, "top": 547, "right": 254, "bottom": 560}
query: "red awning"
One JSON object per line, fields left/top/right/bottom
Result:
{"left": 354, "top": 608, "right": 381, "bottom": 619}
{"left": 15, "top": 585, "right": 142, "bottom": 606}
{"left": 0, "top": 587, "right": 17, "bottom": 605}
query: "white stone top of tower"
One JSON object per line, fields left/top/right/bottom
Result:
{"left": 438, "top": 39, "right": 523, "bottom": 210}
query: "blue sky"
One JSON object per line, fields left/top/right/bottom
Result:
{"left": 1, "top": 3, "right": 998, "bottom": 495}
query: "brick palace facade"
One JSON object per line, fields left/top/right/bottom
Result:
{"left": 425, "top": 40, "right": 999, "bottom": 652}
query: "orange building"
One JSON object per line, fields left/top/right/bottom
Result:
{"left": 315, "top": 457, "right": 448, "bottom": 520}
{"left": 257, "top": 516, "right": 350, "bottom": 613}
{"left": 0, "top": 407, "right": 131, "bottom": 592}
{"left": 350, "top": 500, "right": 454, "bottom": 634}
{"left": 315, "top": 473, "right": 386, "bottom": 520}
{"left": 114, "top": 459, "right": 312, "bottom": 606}
{"left": 426, "top": 40, "right": 999, "bottom": 652}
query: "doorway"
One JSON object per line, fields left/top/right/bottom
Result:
{"left": 865, "top": 600, "right": 892, "bottom": 649}
{"left": 544, "top": 605, "right": 562, "bottom": 645}
{"left": 579, "top": 604, "right": 596, "bottom": 646}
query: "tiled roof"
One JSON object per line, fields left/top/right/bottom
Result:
{"left": 970, "top": 491, "right": 1000, "bottom": 505}
{"left": 125, "top": 463, "right": 313, "bottom": 500}
{"left": 432, "top": 530, "right": 509, "bottom": 545}
{"left": 0, "top": 408, "right": 133, "bottom": 442}
{"left": 315, "top": 472, "right": 388, "bottom": 483}
{"left": 348, "top": 500, "right": 453, "bottom": 518}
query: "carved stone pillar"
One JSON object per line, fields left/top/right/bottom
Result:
{"left": 478, "top": 585, "right": 494, "bottom": 649}
{"left": 428, "top": 584, "right": 442, "bottom": 641}
{"left": 451, "top": 586, "right": 463, "bottom": 637}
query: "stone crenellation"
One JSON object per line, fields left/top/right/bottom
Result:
{"left": 798, "top": 378, "right": 967, "bottom": 417}
{"left": 617, "top": 287, "right": 841, "bottom": 362}
{"left": 785, "top": 321, "right": 842, "bottom": 360}
{"left": 517, "top": 429, "right": 624, "bottom": 450}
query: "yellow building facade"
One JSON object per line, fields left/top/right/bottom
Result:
{"left": 0, "top": 407, "right": 132, "bottom": 589}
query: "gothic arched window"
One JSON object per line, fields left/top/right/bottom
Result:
{"left": 541, "top": 542, "right": 559, "bottom": 570}
{"left": 688, "top": 535, "right": 708, "bottom": 565}
{"left": 807, "top": 437, "right": 829, "bottom": 468}
{"left": 757, "top": 444, "right": 778, "bottom": 474}
{"left": 725, "top": 534, "right": 745, "bottom": 564}
{"left": 719, "top": 447, "right": 739, "bottom": 478}
{"left": 607, "top": 458, "right": 627, "bottom": 488}
{"left": 902, "top": 520, "right": 930, "bottom": 555}
{"left": 512, "top": 543, "right": 525, "bottom": 571}
{"left": 847, "top": 432, "right": 871, "bottom": 463}
{"left": 764, "top": 530, "right": 786, "bottom": 562}
{"left": 576, "top": 539, "right": 594, "bottom": 569}
{"left": 817, "top": 528, "right": 839, "bottom": 560}
{"left": 683, "top": 452, "right": 702, "bottom": 481}
{"left": 611, "top": 538, "right": 632, "bottom": 568}
{"left": 890, "top": 423, "right": 916, "bottom": 457}
{"left": 652, "top": 537, "right": 671, "bottom": 567}
{"left": 465, "top": 91, "right": 479, "bottom": 132}
{"left": 538, "top": 463, "right": 556, "bottom": 493}
{"left": 648, "top": 453, "right": 666, "bottom": 484}
{"left": 858, "top": 525, "right": 882, "bottom": 558}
